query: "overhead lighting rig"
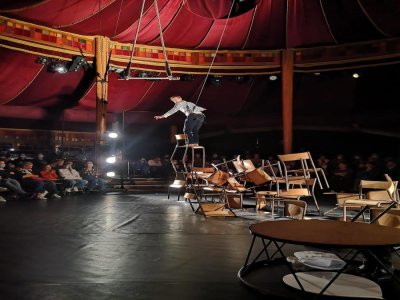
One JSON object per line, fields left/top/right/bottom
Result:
{"left": 35, "top": 56, "right": 91, "bottom": 74}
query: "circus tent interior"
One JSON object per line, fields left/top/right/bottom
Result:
{"left": 1, "top": 0, "right": 400, "bottom": 158}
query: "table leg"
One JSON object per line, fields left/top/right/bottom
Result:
{"left": 272, "top": 240, "right": 305, "bottom": 291}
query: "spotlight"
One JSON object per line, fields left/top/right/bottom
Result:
{"left": 235, "top": 75, "right": 247, "bottom": 83}
{"left": 180, "top": 74, "right": 194, "bottom": 81}
{"left": 210, "top": 75, "right": 222, "bottom": 86}
{"left": 106, "top": 156, "right": 116, "bottom": 164}
{"left": 106, "top": 171, "right": 116, "bottom": 177}
{"left": 68, "top": 56, "right": 88, "bottom": 72}
{"left": 108, "top": 132, "right": 118, "bottom": 139}
{"left": 49, "top": 61, "right": 68, "bottom": 74}
{"left": 36, "top": 56, "right": 48, "bottom": 65}
{"left": 119, "top": 68, "right": 131, "bottom": 80}
{"left": 352, "top": 73, "right": 360, "bottom": 79}
{"left": 269, "top": 75, "right": 278, "bottom": 81}
{"left": 138, "top": 71, "right": 150, "bottom": 78}
{"left": 314, "top": 72, "right": 321, "bottom": 76}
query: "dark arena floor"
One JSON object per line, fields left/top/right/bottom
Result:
{"left": 0, "top": 191, "right": 399, "bottom": 300}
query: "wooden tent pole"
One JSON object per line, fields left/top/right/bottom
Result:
{"left": 281, "top": 49, "right": 294, "bottom": 154}
{"left": 95, "top": 36, "right": 110, "bottom": 169}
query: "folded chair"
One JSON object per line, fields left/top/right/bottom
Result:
{"left": 277, "top": 151, "right": 329, "bottom": 190}
{"left": 343, "top": 174, "right": 398, "bottom": 222}
{"left": 188, "top": 169, "right": 236, "bottom": 218}
{"left": 225, "top": 176, "right": 254, "bottom": 210}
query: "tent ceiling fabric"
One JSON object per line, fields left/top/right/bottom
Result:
{"left": 1, "top": 0, "right": 400, "bottom": 128}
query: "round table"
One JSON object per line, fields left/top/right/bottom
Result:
{"left": 239, "top": 220, "right": 400, "bottom": 298}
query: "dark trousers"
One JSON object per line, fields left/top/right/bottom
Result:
{"left": 183, "top": 113, "right": 205, "bottom": 144}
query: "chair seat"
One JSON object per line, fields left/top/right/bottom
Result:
{"left": 344, "top": 199, "right": 392, "bottom": 206}
{"left": 169, "top": 184, "right": 185, "bottom": 188}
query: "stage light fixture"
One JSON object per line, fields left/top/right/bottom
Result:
{"left": 106, "top": 156, "right": 116, "bottom": 164}
{"left": 49, "top": 61, "right": 68, "bottom": 74}
{"left": 106, "top": 171, "right": 116, "bottom": 177}
{"left": 68, "top": 56, "right": 88, "bottom": 72}
{"left": 235, "top": 75, "right": 247, "bottom": 83}
{"left": 210, "top": 75, "right": 223, "bottom": 86}
{"left": 352, "top": 73, "right": 360, "bottom": 79}
{"left": 108, "top": 132, "right": 118, "bottom": 139}
{"left": 180, "top": 74, "right": 194, "bottom": 81}
{"left": 269, "top": 75, "right": 278, "bottom": 81}
{"left": 36, "top": 56, "right": 48, "bottom": 65}
{"left": 138, "top": 71, "right": 150, "bottom": 78}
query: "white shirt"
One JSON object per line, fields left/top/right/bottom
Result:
{"left": 162, "top": 100, "right": 206, "bottom": 118}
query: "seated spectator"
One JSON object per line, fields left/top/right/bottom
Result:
{"left": 133, "top": 158, "right": 151, "bottom": 177}
{"left": 33, "top": 153, "right": 47, "bottom": 173}
{"left": 329, "top": 161, "right": 354, "bottom": 193}
{"left": 81, "top": 161, "right": 106, "bottom": 192}
{"left": 58, "top": 161, "right": 88, "bottom": 192}
{"left": 40, "top": 164, "right": 60, "bottom": 181}
{"left": 14, "top": 153, "right": 31, "bottom": 168}
{"left": 16, "top": 162, "right": 61, "bottom": 199}
{"left": 0, "top": 159, "right": 29, "bottom": 199}
{"left": 353, "top": 161, "right": 381, "bottom": 191}
{"left": 252, "top": 153, "right": 262, "bottom": 168}
{"left": 384, "top": 158, "right": 400, "bottom": 181}
{"left": 50, "top": 159, "right": 65, "bottom": 174}
{"left": 148, "top": 157, "right": 163, "bottom": 177}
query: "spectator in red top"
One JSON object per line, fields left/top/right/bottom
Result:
{"left": 40, "top": 164, "right": 59, "bottom": 181}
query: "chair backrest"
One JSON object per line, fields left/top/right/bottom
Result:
{"left": 207, "top": 170, "right": 229, "bottom": 186}
{"left": 283, "top": 200, "right": 307, "bottom": 219}
{"left": 278, "top": 152, "right": 310, "bottom": 162}
{"left": 175, "top": 134, "right": 188, "bottom": 141}
{"left": 171, "top": 179, "right": 186, "bottom": 187}
{"left": 227, "top": 177, "right": 245, "bottom": 191}
{"left": 360, "top": 174, "right": 398, "bottom": 201}
{"left": 242, "top": 159, "right": 256, "bottom": 171}
{"left": 384, "top": 174, "right": 398, "bottom": 201}
{"left": 370, "top": 208, "right": 400, "bottom": 229}
{"left": 232, "top": 160, "right": 247, "bottom": 174}
{"left": 191, "top": 167, "right": 215, "bottom": 173}
{"left": 175, "top": 134, "right": 188, "bottom": 146}
{"left": 245, "top": 168, "right": 272, "bottom": 185}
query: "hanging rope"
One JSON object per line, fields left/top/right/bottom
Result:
{"left": 113, "top": 0, "right": 125, "bottom": 38}
{"left": 193, "top": 0, "right": 236, "bottom": 105}
{"left": 125, "top": 0, "right": 147, "bottom": 77}
{"left": 154, "top": 0, "right": 172, "bottom": 77}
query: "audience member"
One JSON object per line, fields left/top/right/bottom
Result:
{"left": 0, "top": 159, "right": 29, "bottom": 199}
{"left": 329, "top": 161, "right": 354, "bottom": 192}
{"left": 33, "top": 153, "right": 47, "bottom": 173}
{"left": 58, "top": 161, "right": 88, "bottom": 192}
{"left": 16, "top": 162, "right": 49, "bottom": 199}
{"left": 81, "top": 161, "right": 106, "bottom": 192}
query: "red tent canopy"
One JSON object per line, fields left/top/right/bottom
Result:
{"left": 0, "top": 0, "right": 400, "bottom": 133}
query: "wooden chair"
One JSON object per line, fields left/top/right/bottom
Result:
{"left": 277, "top": 151, "right": 329, "bottom": 189}
{"left": 167, "top": 174, "right": 187, "bottom": 201}
{"left": 189, "top": 169, "right": 236, "bottom": 218}
{"left": 283, "top": 200, "right": 307, "bottom": 220}
{"left": 343, "top": 174, "right": 398, "bottom": 222}
{"left": 271, "top": 178, "right": 319, "bottom": 217}
{"left": 225, "top": 176, "right": 252, "bottom": 210}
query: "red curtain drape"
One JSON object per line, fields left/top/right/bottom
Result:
{"left": 0, "top": 49, "right": 42, "bottom": 104}
{"left": 184, "top": 0, "right": 232, "bottom": 19}
{"left": 287, "top": 0, "right": 335, "bottom": 47}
